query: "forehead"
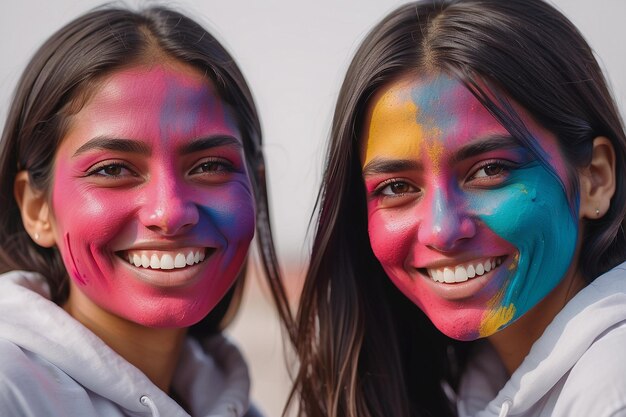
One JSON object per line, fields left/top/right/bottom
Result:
{"left": 61, "top": 62, "right": 240, "bottom": 148}
{"left": 82, "top": 62, "right": 219, "bottom": 119}
{"left": 360, "top": 73, "right": 506, "bottom": 165}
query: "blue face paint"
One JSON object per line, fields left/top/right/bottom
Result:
{"left": 471, "top": 161, "right": 578, "bottom": 334}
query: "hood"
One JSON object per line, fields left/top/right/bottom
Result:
{"left": 0, "top": 270, "right": 250, "bottom": 417}
{"left": 458, "top": 263, "right": 626, "bottom": 417}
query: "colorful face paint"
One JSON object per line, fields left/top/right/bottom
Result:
{"left": 360, "top": 74, "right": 578, "bottom": 340}
{"left": 50, "top": 63, "right": 255, "bottom": 328}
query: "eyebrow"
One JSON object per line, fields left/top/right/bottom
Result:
{"left": 73, "top": 137, "right": 151, "bottom": 157}
{"left": 451, "top": 134, "right": 520, "bottom": 164}
{"left": 362, "top": 158, "right": 422, "bottom": 176}
{"left": 178, "top": 135, "right": 243, "bottom": 155}
{"left": 72, "top": 135, "right": 242, "bottom": 157}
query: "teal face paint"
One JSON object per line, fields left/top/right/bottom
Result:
{"left": 469, "top": 161, "right": 578, "bottom": 335}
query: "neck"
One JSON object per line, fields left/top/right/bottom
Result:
{"left": 487, "top": 269, "right": 586, "bottom": 375}
{"left": 63, "top": 288, "right": 186, "bottom": 393}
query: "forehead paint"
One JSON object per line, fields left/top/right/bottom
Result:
{"left": 362, "top": 73, "right": 579, "bottom": 340}
{"left": 363, "top": 84, "right": 425, "bottom": 165}
{"left": 410, "top": 75, "right": 459, "bottom": 134}
{"left": 51, "top": 64, "right": 255, "bottom": 328}
{"left": 159, "top": 74, "right": 238, "bottom": 139}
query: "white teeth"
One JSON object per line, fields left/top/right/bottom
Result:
{"left": 123, "top": 249, "right": 208, "bottom": 270}
{"left": 150, "top": 254, "right": 160, "bottom": 269}
{"left": 174, "top": 253, "right": 187, "bottom": 268}
{"left": 455, "top": 266, "right": 468, "bottom": 282}
{"left": 437, "top": 270, "right": 444, "bottom": 282}
{"left": 160, "top": 254, "right": 174, "bottom": 270}
{"left": 467, "top": 264, "right": 476, "bottom": 278}
{"left": 426, "top": 257, "right": 503, "bottom": 284}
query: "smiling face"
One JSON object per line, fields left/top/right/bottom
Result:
{"left": 360, "top": 73, "right": 579, "bottom": 340}
{"left": 48, "top": 63, "right": 255, "bottom": 328}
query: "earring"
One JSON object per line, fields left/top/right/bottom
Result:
{"left": 596, "top": 208, "right": 600, "bottom": 217}
{"left": 34, "top": 232, "right": 40, "bottom": 241}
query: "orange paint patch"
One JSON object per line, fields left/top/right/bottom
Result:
{"left": 362, "top": 83, "right": 426, "bottom": 166}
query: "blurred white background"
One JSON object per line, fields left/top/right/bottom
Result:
{"left": 1, "top": 1, "right": 624, "bottom": 416}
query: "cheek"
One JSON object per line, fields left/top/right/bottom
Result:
{"left": 52, "top": 184, "right": 135, "bottom": 285}
{"left": 197, "top": 182, "right": 256, "bottom": 248}
{"left": 51, "top": 159, "right": 130, "bottom": 231}
{"left": 474, "top": 169, "right": 577, "bottom": 261}
{"left": 471, "top": 167, "right": 578, "bottom": 326}
{"left": 367, "top": 204, "right": 416, "bottom": 268}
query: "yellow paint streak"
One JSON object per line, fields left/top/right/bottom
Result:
{"left": 425, "top": 127, "right": 444, "bottom": 174}
{"left": 479, "top": 302, "right": 516, "bottom": 337}
{"left": 362, "top": 84, "right": 425, "bottom": 166}
{"left": 480, "top": 253, "right": 519, "bottom": 337}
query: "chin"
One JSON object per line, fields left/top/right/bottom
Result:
{"left": 121, "top": 301, "right": 214, "bottom": 329}
{"left": 426, "top": 309, "right": 484, "bottom": 341}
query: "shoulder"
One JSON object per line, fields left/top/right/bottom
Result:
{"left": 0, "top": 338, "right": 53, "bottom": 416}
{"left": 552, "top": 322, "right": 626, "bottom": 416}
{"left": 0, "top": 338, "right": 94, "bottom": 417}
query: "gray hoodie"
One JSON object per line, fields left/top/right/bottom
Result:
{"left": 0, "top": 270, "right": 261, "bottom": 417}
{"left": 457, "top": 262, "right": 626, "bottom": 417}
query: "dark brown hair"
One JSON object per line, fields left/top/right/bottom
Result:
{"left": 0, "top": 6, "right": 292, "bottom": 336}
{"left": 290, "top": 1, "right": 626, "bottom": 416}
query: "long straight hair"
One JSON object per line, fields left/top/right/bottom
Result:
{"left": 0, "top": 6, "right": 293, "bottom": 337}
{"left": 291, "top": 1, "right": 626, "bottom": 416}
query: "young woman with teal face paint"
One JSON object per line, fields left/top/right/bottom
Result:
{"left": 0, "top": 6, "right": 292, "bottom": 417}
{"left": 290, "top": 1, "right": 626, "bottom": 416}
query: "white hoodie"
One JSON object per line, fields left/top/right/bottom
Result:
{"left": 457, "top": 262, "right": 626, "bottom": 417}
{"left": 0, "top": 270, "right": 262, "bottom": 417}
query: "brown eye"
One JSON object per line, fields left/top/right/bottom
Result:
{"left": 103, "top": 165, "right": 123, "bottom": 176}
{"left": 190, "top": 159, "right": 233, "bottom": 175}
{"left": 379, "top": 180, "right": 417, "bottom": 196}
{"left": 88, "top": 163, "right": 132, "bottom": 177}
{"left": 199, "top": 162, "right": 223, "bottom": 172}
{"left": 483, "top": 164, "right": 504, "bottom": 177}
{"left": 390, "top": 182, "right": 410, "bottom": 194}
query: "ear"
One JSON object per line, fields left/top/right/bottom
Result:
{"left": 578, "top": 136, "right": 616, "bottom": 220}
{"left": 14, "top": 171, "right": 56, "bottom": 247}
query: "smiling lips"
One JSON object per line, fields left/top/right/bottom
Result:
{"left": 426, "top": 256, "right": 504, "bottom": 284}
{"left": 121, "top": 248, "right": 208, "bottom": 270}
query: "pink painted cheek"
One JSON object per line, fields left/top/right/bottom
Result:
{"left": 367, "top": 205, "right": 416, "bottom": 270}
{"left": 52, "top": 168, "right": 132, "bottom": 286}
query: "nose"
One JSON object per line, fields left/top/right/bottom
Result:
{"left": 417, "top": 187, "right": 476, "bottom": 252}
{"left": 138, "top": 175, "right": 199, "bottom": 236}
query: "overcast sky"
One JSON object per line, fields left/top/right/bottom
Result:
{"left": 1, "top": 0, "right": 624, "bottom": 265}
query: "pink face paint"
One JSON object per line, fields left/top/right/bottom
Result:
{"left": 51, "top": 63, "right": 255, "bottom": 328}
{"left": 360, "top": 74, "right": 578, "bottom": 340}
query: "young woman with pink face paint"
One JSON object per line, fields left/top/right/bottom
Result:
{"left": 291, "top": 1, "right": 626, "bottom": 417}
{"left": 0, "top": 6, "right": 292, "bottom": 417}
